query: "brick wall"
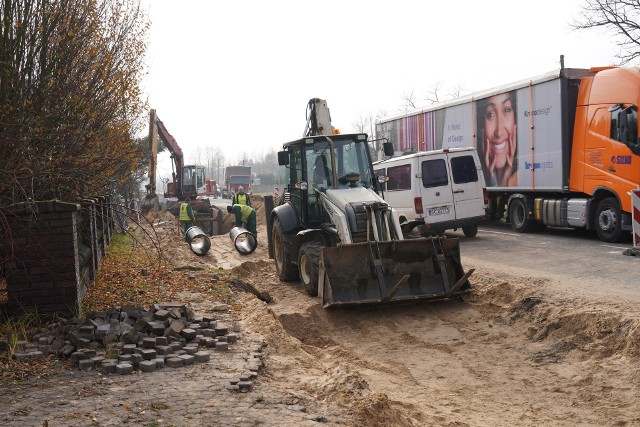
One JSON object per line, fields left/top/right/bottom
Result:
{"left": 1, "top": 198, "right": 113, "bottom": 315}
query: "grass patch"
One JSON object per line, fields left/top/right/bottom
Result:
{"left": 108, "top": 232, "right": 135, "bottom": 255}
{"left": 0, "top": 309, "right": 42, "bottom": 353}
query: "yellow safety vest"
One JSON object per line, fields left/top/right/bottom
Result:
{"left": 239, "top": 204, "right": 253, "bottom": 223}
{"left": 179, "top": 203, "right": 191, "bottom": 221}
{"left": 235, "top": 193, "right": 249, "bottom": 205}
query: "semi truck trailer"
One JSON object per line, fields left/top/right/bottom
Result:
{"left": 375, "top": 66, "right": 640, "bottom": 242}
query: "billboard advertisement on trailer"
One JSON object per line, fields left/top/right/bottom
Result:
{"left": 376, "top": 77, "right": 565, "bottom": 191}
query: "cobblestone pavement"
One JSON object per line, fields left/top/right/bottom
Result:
{"left": 0, "top": 324, "right": 352, "bottom": 427}
{"left": 1, "top": 215, "right": 355, "bottom": 427}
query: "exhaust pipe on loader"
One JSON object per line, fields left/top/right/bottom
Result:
{"left": 318, "top": 237, "right": 473, "bottom": 308}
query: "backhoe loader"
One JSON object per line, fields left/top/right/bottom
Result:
{"left": 266, "top": 99, "right": 473, "bottom": 308}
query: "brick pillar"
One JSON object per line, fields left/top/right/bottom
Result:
{"left": 3, "top": 201, "right": 82, "bottom": 314}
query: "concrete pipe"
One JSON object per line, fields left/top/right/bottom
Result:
{"left": 185, "top": 226, "right": 211, "bottom": 256}
{"left": 229, "top": 226, "right": 257, "bottom": 255}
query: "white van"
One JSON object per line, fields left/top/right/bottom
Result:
{"left": 373, "top": 147, "right": 488, "bottom": 237}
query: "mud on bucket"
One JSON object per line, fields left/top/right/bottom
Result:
{"left": 229, "top": 226, "right": 257, "bottom": 255}
{"left": 185, "top": 226, "right": 211, "bottom": 256}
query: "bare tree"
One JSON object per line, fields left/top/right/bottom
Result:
{"left": 215, "top": 147, "right": 225, "bottom": 182}
{"left": 192, "top": 145, "right": 204, "bottom": 167}
{"left": 401, "top": 81, "right": 448, "bottom": 113}
{"left": 0, "top": 0, "right": 148, "bottom": 205}
{"left": 573, "top": 0, "right": 640, "bottom": 64}
{"left": 204, "top": 145, "right": 214, "bottom": 181}
{"left": 425, "top": 81, "right": 443, "bottom": 104}
{"left": 447, "top": 85, "right": 466, "bottom": 100}
{"left": 401, "top": 89, "right": 418, "bottom": 112}
{"left": 117, "top": 136, "right": 148, "bottom": 204}
{"left": 352, "top": 115, "right": 371, "bottom": 133}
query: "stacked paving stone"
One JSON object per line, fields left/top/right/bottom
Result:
{"left": 15, "top": 303, "right": 243, "bottom": 375}
{"left": 228, "top": 348, "right": 265, "bottom": 393}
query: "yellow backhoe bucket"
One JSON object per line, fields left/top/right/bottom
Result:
{"left": 318, "top": 237, "right": 473, "bottom": 308}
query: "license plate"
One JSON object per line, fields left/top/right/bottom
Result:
{"left": 428, "top": 206, "right": 450, "bottom": 216}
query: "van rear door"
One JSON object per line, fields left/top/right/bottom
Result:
{"left": 446, "top": 150, "right": 486, "bottom": 220}
{"left": 419, "top": 155, "right": 457, "bottom": 225}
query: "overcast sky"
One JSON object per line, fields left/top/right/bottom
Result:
{"left": 140, "top": 0, "right": 619, "bottom": 179}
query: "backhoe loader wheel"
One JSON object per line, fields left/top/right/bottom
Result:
{"left": 272, "top": 218, "right": 299, "bottom": 281}
{"left": 298, "top": 242, "right": 321, "bottom": 297}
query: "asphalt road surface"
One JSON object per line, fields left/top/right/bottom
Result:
{"left": 445, "top": 221, "right": 640, "bottom": 299}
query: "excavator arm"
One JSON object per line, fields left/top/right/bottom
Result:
{"left": 146, "top": 109, "right": 159, "bottom": 197}
{"left": 143, "top": 110, "right": 214, "bottom": 235}
{"left": 142, "top": 109, "right": 162, "bottom": 213}
{"left": 143, "top": 109, "right": 186, "bottom": 212}
{"left": 146, "top": 108, "right": 185, "bottom": 200}
{"left": 155, "top": 116, "right": 184, "bottom": 199}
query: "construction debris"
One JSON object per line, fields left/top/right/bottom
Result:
{"left": 10, "top": 303, "right": 262, "bottom": 383}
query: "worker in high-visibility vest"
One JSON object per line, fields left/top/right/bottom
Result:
{"left": 179, "top": 198, "right": 195, "bottom": 237}
{"left": 227, "top": 203, "right": 257, "bottom": 236}
{"left": 232, "top": 186, "right": 252, "bottom": 207}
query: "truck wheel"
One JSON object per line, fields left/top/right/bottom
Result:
{"left": 595, "top": 197, "right": 624, "bottom": 243}
{"left": 508, "top": 198, "right": 535, "bottom": 233}
{"left": 298, "top": 242, "right": 321, "bottom": 297}
{"left": 272, "top": 218, "right": 299, "bottom": 281}
{"left": 462, "top": 224, "right": 478, "bottom": 238}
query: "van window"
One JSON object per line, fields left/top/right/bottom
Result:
{"left": 387, "top": 164, "right": 411, "bottom": 191}
{"left": 422, "top": 159, "right": 448, "bottom": 188}
{"left": 450, "top": 155, "right": 478, "bottom": 184}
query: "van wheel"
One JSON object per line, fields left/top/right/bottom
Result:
{"left": 272, "top": 218, "right": 299, "bottom": 281}
{"left": 298, "top": 242, "right": 321, "bottom": 296}
{"left": 595, "top": 197, "right": 624, "bottom": 243}
{"left": 508, "top": 198, "right": 535, "bottom": 233}
{"left": 462, "top": 224, "right": 478, "bottom": 238}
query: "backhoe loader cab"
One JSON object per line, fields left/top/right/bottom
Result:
{"left": 278, "top": 133, "right": 379, "bottom": 230}
{"left": 268, "top": 131, "right": 473, "bottom": 308}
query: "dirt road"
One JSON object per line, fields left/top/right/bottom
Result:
{"left": 192, "top": 198, "right": 639, "bottom": 426}
{"left": 5, "top": 199, "right": 639, "bottom": 426}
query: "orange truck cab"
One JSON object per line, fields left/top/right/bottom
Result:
{"left": 569, "top": 67, "right": 640, "bottom": 241}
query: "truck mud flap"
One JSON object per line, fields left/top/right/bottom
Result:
{"left": 318, "top": 238, "right": 472, "bottom": 308}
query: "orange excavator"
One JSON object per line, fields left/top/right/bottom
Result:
{"left": 142, "top": 109, "right": 217, "bottom": 233}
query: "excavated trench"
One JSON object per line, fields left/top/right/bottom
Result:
{"left": 235, "top": 258, "right": 640, "bottom": 426}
